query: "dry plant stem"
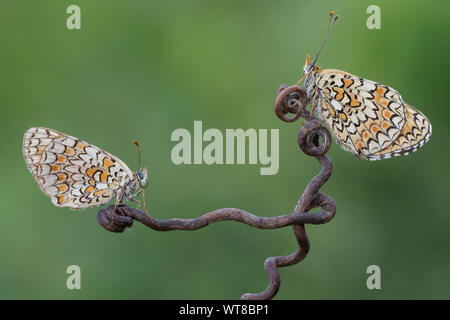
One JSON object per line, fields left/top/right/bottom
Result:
{"left": 97, "top": 84, "right": 337, "bottom": 300}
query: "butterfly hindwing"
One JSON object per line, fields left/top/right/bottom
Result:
{"left": 370, "top": 103, "right": 432, "bottom": 160}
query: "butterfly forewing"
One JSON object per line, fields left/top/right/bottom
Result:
{"left": 23, "top": 127, "right": 135, "bottom": 209}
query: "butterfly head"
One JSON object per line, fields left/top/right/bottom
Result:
{"left": 303, "top": 55, "right": 320, "bottom": 74}
{"left": 136, "top": 167, "right": 149, "bottom": 189}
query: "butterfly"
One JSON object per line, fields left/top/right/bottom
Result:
{"left": 298, "top": 11, "right": 431, "bottom": 160}
{"left": 22, "top": 127, "right": 149, "bottom": 210}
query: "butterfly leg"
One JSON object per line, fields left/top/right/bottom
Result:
{"left": 114, "top": 187, "right": 124, "bottom": 215}
{"left": 309, "top": 86, "right": 319, "bottom": 117}
{"left": 129, "top": 189, "right": 143, "bottom": 209}
{"left": 129, "top": 197, "right": 142, "bottom": 209}
{"left": 142, "top": 189, "right": 149, "bottom": 215}
{"left": 296, "top": 70, "right": 313, "bottom": 86}
{"left": 296, "top": 74, "right": 307, "bottom": 86}
{"left": 129, "top": 188, "right": 149, "bottom": 215}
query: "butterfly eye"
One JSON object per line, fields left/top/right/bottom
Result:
{"left": 137, "top": 171, "right": 144, "bottom": 180}
{"left": 305, "top": 63, "right": 315, "bottom": 73}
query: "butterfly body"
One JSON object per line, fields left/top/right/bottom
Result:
{"left": 22, "top": 127, "right": 148, "bottom": 210}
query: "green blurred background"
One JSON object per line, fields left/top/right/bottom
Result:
{"left": 0, "top": 0, "right": 449, "bottom": 299}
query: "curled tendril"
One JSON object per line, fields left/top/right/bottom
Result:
{"left": 97, "top": 204, "right": 133, "bottom": 233}
{"left": 274, "top": 85, "right": 308, "bottom": 122}
{"left": 298, "top": 119, "right": 332, "bottom": 156}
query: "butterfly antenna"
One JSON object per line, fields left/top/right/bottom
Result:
{"left": 312, "top": 10, "right": 339, "bottom": 66}
{"left": 133, "top": 140, "right": 142, "bottom": 168}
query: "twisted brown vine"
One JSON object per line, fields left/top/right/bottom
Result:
{"left": 97, "top": 84, "right": 336, "bottom": 300}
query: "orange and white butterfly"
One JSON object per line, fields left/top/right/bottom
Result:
{"left": 22, "top": 127, "right": 149, "bottom": 210}
{"left": 299, "top": 12, "right": 431, "bottom": 160}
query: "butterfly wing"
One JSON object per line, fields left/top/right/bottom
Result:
{"left": 370, "top": 103, "right": 432, "bottom": 160}
{"left": 22, "top": 127, "right": 135, "bottom": 209}
{"left": 314, "top": 69, "right": 431, "bottom": 160}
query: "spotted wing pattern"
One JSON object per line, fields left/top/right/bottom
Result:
{"left": 311, "top": 69, "right": 431, "bottom": 160}
{"left": 371, "top": 103, "right": 431, "bottom": 159}
{"left": 22, "top": 127, "right": 134, "bottom": 209}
